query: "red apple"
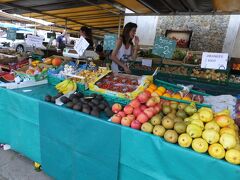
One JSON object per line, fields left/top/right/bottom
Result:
{"left": 123, "top": 105, "right": 134, "bottom": 115}
{"left": 130, "top": 120, "right": 142, "bottom": 130}
{"left": 140, "top": 105, "right": 147, "bottom": 111}
{"left": 144, "top": 108, "right": 155, "bottom": 118}
{"left": 133, "top": 107, "right": 142, "bottom": 117}
{"left": 146, "top": 97, "right": 157, "bottom": 107}
{"left": 166, "top": 90, "right": 173, "bottom": 95}
{"left": 117, "top": 111, "right": 126, "bottom": 117}
{"left": 144, "top": 90, "right": 151, "bottom": 98}
{"left": 154, "top": 104, "right": 161, "bottom": 113}
{"left": 127, "top": 114, "right": 135, "bottom": 122}
{"left": 129, "top": 99, "right": 141, "bottom": 108}
{"left": 121, "top": 117, "right": 132, "bottom": 126}
{"left": 111, "top": 114, "right": 122, "bottom": 124}
{"left": 137, "top": 112, "right": 149, "bottom": 123}
{"left": 112, "top": 103, "right": 122, "bottom": 113}
{"left": 137, "top": 92, "right": 150, "bottom": 104}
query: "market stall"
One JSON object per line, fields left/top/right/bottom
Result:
{"left": 0, "top": 84, "right": 240, "bottom": 180}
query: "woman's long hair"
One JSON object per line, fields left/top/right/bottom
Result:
{"left": 122, "top": 22, "right": 137, "bottom": 46}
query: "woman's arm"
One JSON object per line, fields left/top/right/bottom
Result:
{"left": 132, "top": 36, "right": 140, "bottom": 60}
{"left": 110, "top": 38, "right": 131, "bottom": 73}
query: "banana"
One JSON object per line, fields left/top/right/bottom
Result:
{"left": 55, "top": 79, "right": 69, "bottom": 90}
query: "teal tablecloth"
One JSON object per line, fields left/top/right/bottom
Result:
{"left": 0, "top": 85, "right": 240, "bottom": 180}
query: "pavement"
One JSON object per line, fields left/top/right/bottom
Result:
{"left": 0, "top": 149, "right": 52, "bottom": 180}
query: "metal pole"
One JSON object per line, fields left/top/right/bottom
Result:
{"left": 118, "top": 16, "right": 121, "bottom": 37}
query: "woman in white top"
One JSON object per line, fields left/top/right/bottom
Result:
{"left": 111, "top": 22, "right": 140, "bottom": 73}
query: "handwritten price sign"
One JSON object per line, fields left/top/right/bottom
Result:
{"left": 201, "top": 52, "right": 228, "bottom": 70}
{"left": 152, "top": 36, "right": 176, "bottom": 59}
{"left": 26, "top": 35, "right": 43, "bottom": 48}
{"left": 74, "top": 36, "right": 89, "bottom": 56}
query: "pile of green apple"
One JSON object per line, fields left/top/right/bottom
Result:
{"left": 111, "top": 91, "right": 240, "bottom": 165}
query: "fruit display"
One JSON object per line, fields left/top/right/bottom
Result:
{"left": 15, "top": 65, "right": 48, "bottom": 81}
{"left": 89, "top": 73, "right": 152, "bottom": 99}
{"left": 0, "top": 73, "right": 15, "bottom": 83}
{"left": 44, "top": 92, "right": 113, "bottom": 118}
{"left": 232, "top": 63, "right": 240, "bottom": 71}
{"left": 145, "top": 83, "right": 204, "bottom": 103}
{"left": 235, "top": 97, "right": 240, "bottom": 127}
{"left": 55, "top": 79, "right": 77, "bottom": 94}
{"left": 75, "top": 68, "right": 110, "bottom": 84}
{"left": 184, "top": 51, "right": 202, "bottom": 65}
{"left": 191, "top": 69, "right": 228, "bottom": 82}
{"left": 229, "top": 75, "right": 240, "bottom": 83}
{"left": 130, "top": 63, "right": 158, "bottom": 71}
{"left": 43, "top": 57, "right": 62, "bottom": 66}
{"left": 111, "top": 93, "right": 240, "bottom": 165}
{"left": 159, "top": 65, "right": 188, "bottom": 76}
{"left": 172, "top": 49, "right": 187, "bottom": 61}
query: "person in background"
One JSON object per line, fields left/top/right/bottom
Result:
{"left": 56, "top": 30, "right": 67, "bottom": 51}
{"left": 110, "top": 22, "right": 140, "bottom": 74}
{"left": 80, "top": 26, "right": 94, "bottom": 50}
{"left": 96, "top": 44, "right": 105, "bottom": 60}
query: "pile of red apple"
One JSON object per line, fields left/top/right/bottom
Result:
{"left": 111, "top": 91, "right": 162, "bottom": 129}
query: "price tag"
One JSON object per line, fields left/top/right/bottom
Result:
{"left": 201, "top": 52, "right": 228, "bottom": 70}
{"left": 25, "top": 35, "right": 43, "bottom": 48}
{"left": 103, "top": 34, "right": 117, "bottom": 51}
{"left": 152, "top": 36, "right": 176, "bottom": 59}
{"left": 74, "top": 36, "right": 89, "bottom": 56}
{"left": 142, "top": 59, "right": 152, "bottom": 67}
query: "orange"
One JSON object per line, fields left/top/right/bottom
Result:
{"left": 154, "top": 90, "right": 163, "bottom": 96}
{"left": 182, "top": 96, "right": 192, "bottom": 101}
{"left": 158, "top": 86, "right": 166, "bottom": 94}
{"left": 148, "top": 84, "right": 157, "bottom": 91}
{"left": 146, "top": 88, "right": 154, "bottom": 94}
{"left": 162, "top": 93, "right": 171, "bottom": 98}
{"left": 172, "top": 94, "right": 182, "bottom": 99}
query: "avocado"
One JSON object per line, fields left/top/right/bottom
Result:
{"left": 66, "top": 102, "right": 74, "bottom": 108}
{"left": 73, "top": 104, "right": 81, "bottom": 111}
{"left": 69, "top": 94, "right": 77, "bottom": 101}
{"left": 72, "top": 97, "right": 79, "bottom": 104}
{"left": 60, "top": 96, "right": 70, "bottom": 104}
{"left": 75, "top": 92, "right": 84, "bottom": 98}
{"left": 91, "top": 99, "right": 100, "bottom": 105}
{"left": 105, "top": 107, "right": 113, "bottom": 117}
{"left": 98, "top": 103, "right": 105, "bottom": 110}
{"left": 44, "top": 95, "right": 52, "bottom": 102}
{"left": 96, "top": 95, "right": 104, "bottom": 100}
{"left": 82, "top": 107, "right": 91, "bottom": 114}
{"left": 51, "top": 97, "right": 57, "bottom": 103}
{"left": 90, "top": 110, "right": 99, "bottom": 117}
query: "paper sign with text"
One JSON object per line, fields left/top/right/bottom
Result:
{"left": 74, "top": 36, "right": 89, "bottom": 56}
{"left": 142, "top": 59, "right": 152, "bottom": 67}
{"left": 201, "top": 52, "right": 228, "bottom": 70}
{"left": 103, "top": 34, "right": 117, "bottom": 51}
{"left": 152, "top": 36, "right": 176, "bottom": 59}
{"left": 25, "top": 35, "right": 43, "bottom": 48}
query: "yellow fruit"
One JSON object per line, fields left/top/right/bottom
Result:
{"left": 220, "top": 127, "right": 236, "bottom": 137}
{"left": 208, "top": 143, "right": 225, "bottom": 159}
{"left": 225, "top": 149, "right": 240, "bottom": 165}
{"left": 154, "top": 90, "right": 163, "bottom": 96}
{"left": 192, "top": 138, "right": 208, "bottom": 153}
{"left": 178, "top": 133, "right": 192, "bottom": 148}
{"left": 184, "top": 117, "right": 193, "bottom": 125}
{"left": 146, "top": 88, "right": 154, "bottom": 94}
{"left": 215, "top": 115, "right": 231, "bottom": 128}
{"left": 149, "top": 84, "right": 157, "bottom": 91}
{"left": 214, "top": 109, "right": 230, "bottom": 117}
{"left": 162, "top": 93, "right": 171, "bottom": 98}
{"left": 205, "top": 121, "right": 220, "bottom": 132}
{"left": 172, "top": 94, "right": 182, "bottom": 99}
{"left": 199, "top": 110, "right": 213, "bottom": 123}
{"left": 191, "top": 119, "right": 204, "bottom": 130}
{"left": 158, "top": 86, "right": 166, "bottom": 94}
{"left": 198, "top": 107, "right": 213, "bottom": 114}
{"left": 182, "top": 96, "right": 192, "bottom": 101}
{"left": 186, "top": 124, "right": 202, "bottom": 138}
{"left": 202, "top": 129, "right": 220, "bottom": 144}
{"left": 220, "top": 133, "right": 237, "bottom": 150}
{"left": 234, "top": 144, "right": 240, "bottom": 151}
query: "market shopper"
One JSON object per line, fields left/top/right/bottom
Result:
{"left": 110, "top": 22, "right": 140, "bottom": 74}
{"left": 56, "top": 30, "right": 67, "bottom": 51}
{"left": 80, "top": 26, "right": 94, "bottom": 50}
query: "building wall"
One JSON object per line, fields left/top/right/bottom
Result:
{"left": 156, "top": 15, "right": 230, "bottom": 52}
